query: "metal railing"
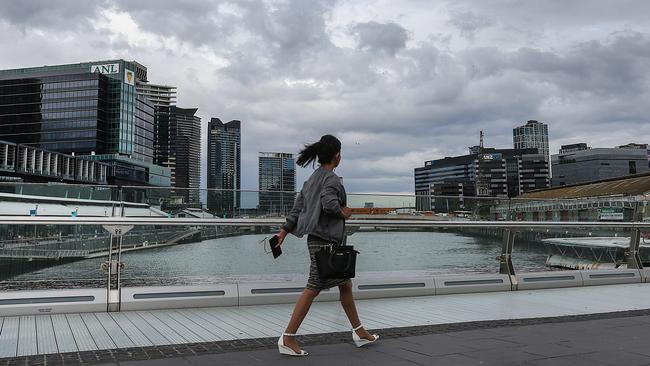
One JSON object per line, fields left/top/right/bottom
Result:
{"left": 0, "top": 216, "right": 649, "bottom": 228}
{"left": 1, "top": 216, "right": 650, "bottom": 315}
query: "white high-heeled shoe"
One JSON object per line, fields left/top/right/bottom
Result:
{"left": 278, "top": 333, "right": 308, "bottom": 356}
{"left": 352, "top": 325, "right": 379, "bottom": 347}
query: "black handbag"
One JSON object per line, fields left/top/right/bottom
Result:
{"left": 315, "top": 245, "right": 359, "bottom": 279}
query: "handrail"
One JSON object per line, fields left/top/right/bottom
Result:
{"left": 0, "top": 216, "right": 648, "bottom": 229}
{"left": 2, "top": 181, "right": 642, "bottom": 202}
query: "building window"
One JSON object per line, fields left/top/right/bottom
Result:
{"left": 629, "top": 161, "right": 637, "bottom": 174}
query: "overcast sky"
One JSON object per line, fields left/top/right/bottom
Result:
{"left": 1, "top": 0, "right": 649, "bottom": 193}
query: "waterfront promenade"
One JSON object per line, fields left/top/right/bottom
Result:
{"left": 3, "top": 283, "right": 650, "bottom": 365}
{"left": 93, "top": 314, "right": 650, "bottom": 365}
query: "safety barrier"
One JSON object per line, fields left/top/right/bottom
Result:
{"left": 1, "top": 217, "right": 649, "bottom": 315}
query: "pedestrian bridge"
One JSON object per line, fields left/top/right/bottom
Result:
{"left": 1, "top": 216, "right": 649, "bottom": 364}
{"left": 2, "top": 283, "right": 650, "bottom": 360}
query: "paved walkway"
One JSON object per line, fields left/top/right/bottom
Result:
{"left": 79, "top": 313, "right": 650, "bottom": 365}
{"left": 5, "top": 283, "right": 650, "bottom": 359}
{"left": 5, "top": 283, "right": 650, "bottom": 365}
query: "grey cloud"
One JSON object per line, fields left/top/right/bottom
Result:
{"left": 508, "top": 32, "right": 650, "bottom": 97}
{"left": 240, "top": 0, "right": 336, "bottom": 63}
{"left": 113, "top": 0, "right": 338, "bottom": 63}
{"left": 211, "top": 27, "right": 650, "bottom": 191}
{"left": 447, "top": 10, "right": 492, "bottom": 40}
{"left": 0, "top": 0, "right": 107, "bottom": 31}
{"left": 1, "top": 1, "right": 649, "bottom": 193}
{"left": 446, "top": 0, "right": 650, "bottom": 27}
{"left": 111, "top": 0, "right": 238, "bottom": 47}
{"left": 351, "top": 21, "right": 408, "bottom": 56}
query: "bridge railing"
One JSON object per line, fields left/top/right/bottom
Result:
{"left": 0, "top": 183, "right": 648, "bottom": 314}
{"left": 1, "top": 181, "right": 646, "bottom": 220}
{"left": 0, "top": 214, "right": 649, "bottom": 315}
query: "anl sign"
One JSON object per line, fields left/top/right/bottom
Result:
{"left": 90, "top": 63, "right": 120, "bottom": 74}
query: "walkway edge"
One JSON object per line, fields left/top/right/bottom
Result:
{"left": 4, "top": 307, "right": 650, "bottom": 365}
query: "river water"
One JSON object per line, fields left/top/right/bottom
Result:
{"left": 3, "top": 231, "right": 553, "bottom": 289}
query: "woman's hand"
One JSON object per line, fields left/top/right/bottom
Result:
{"left": 276, "top": 229, "right": 288, "bottom": 247}
{"left": 341, "top": 206, "right": 352, "bottom": 219}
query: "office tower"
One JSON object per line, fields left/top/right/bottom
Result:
{"left": 513, "top": 120, "right": 550, "bottom": 157}
{"left": 136, "top": 82, "right": 176, "bottom": 107}
{"left": 207, "top": 118, "right": 241, "bottom": 216}
{"left": 513, "top": 120, "right": 550, "bottom": 176}
{"left": 0, "top": 60, "right": 170, "bottom": 186}
{"left": 258, "top": 152, "right": 296, "bottom": 215}
{"left": 552, "top": 143, "right": 649, "bottom": 186}
{"left": 137, "top": 81, "right": 176, "bottom": 176}
{"left": 414, "top": 148, "right": 549, "bottom": 211}
{"left": 155, "top": 107, "right": 201, "bottom": 205}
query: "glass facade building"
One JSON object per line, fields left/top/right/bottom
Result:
{"left": 0, "top": 60, "right": 169, "bottom": 186}
{"left": 0, "top": 73, "right": 109, "bottom": 154}
{"left": 134, "top": 95, "right": 155, "bottom": 163}
{"left": 155, "top": 107, "right": 201, "bottom": 206}
{"left": 415, "top": 148, "right": 549, "bottom": 211}
{"left": 207, "top": 118, "right": 241, "bottom": 216}
{"left": 258, "top": 152, "right": 296, "bottom": 215}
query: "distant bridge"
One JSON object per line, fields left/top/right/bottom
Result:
{"left": 0, "top": 228, "right": 202, "bottom": 260}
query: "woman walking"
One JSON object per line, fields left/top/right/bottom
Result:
{"left": 274, "top": 134, "right": 379, "bottom": 356}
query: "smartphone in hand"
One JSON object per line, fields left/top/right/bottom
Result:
{"left": 269, "top": 235, "right": 282, "bottom": 259}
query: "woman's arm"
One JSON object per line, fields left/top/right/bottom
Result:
{"left": 321, "top": 174, "right": 349, "bottom": 218}
{"left": 282, "top": 192, "right": 304, "bottom": 233}
{"left": 277, "top": 192, "right": 304, "bottom": 246}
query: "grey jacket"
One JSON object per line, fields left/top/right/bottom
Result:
{"left": 282, "top": 166, "right": 347, "bottom": 244}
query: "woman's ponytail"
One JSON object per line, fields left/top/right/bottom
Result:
{"left": 296, "top": 141, "right": 321, "bottom": 167}
{"left": 296, "top": 135, "right": 341, "bottom": 168}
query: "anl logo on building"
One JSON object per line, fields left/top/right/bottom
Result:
{"left": 90, "top": 63, "right": 120, "bottom": 74}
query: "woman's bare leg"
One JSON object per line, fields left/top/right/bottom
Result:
{"left": 282, "top": 288, "right": 319, "bottom": 352}
{"left": 338, "top": 281, "right": 376, "bottom": 340}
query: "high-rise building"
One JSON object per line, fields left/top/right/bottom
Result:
{"left": 155, "top": 107, "right": 201, "bottom": 206}
{"left": 258, "top": 152, "right": 296, "bottom": 215}
{"left": 414, "top": 148, "right": 549, "bottom": 211}
{"left": 0, "top": 60, "right": 171, "bottom": 186}
{"left": 513, "top": 120, "right": 550, "bottom": 175}
{"left": 136, "top": 82, "right": 176, "bottom": 107}
{"left": 552, "top": 143, "right": 650, "bottom": 186}
{"left": 207, "top": 118, "right": 241, "bottom": 216}
{"left": 134, "top": 75, "right": 178, "bottom": 176}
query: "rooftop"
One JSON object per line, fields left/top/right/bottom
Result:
{"left": 522, "top": 172, "right": 650, "bottom": 199}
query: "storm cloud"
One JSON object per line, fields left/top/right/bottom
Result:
{"left": 351, "top": 21, "right": 408, "bottom": 55}
{"left": 0, "top": 0, "right": 648, "bottom": 194}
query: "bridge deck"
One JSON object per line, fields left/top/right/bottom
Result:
{"left": 2, "top": 283, "right": 650, "bottom": 359}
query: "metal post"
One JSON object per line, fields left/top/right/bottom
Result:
{"left": 100, "top": 187, "right": 133, "bottom": 312}
{"left": 625, "top": 229, "right": 643, "bottom": 270}
{"left": 625, "top": 201, "right": 645, "bottom": 275}
{"left": 103, "top": 230, "right": 116, "bottom": 311}
{"left": 499, "top": 229, "right": 518, "bottom": 290}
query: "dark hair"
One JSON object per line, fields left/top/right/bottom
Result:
{"left": 296, "top": 134, "right": 341, "bottom": 167}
